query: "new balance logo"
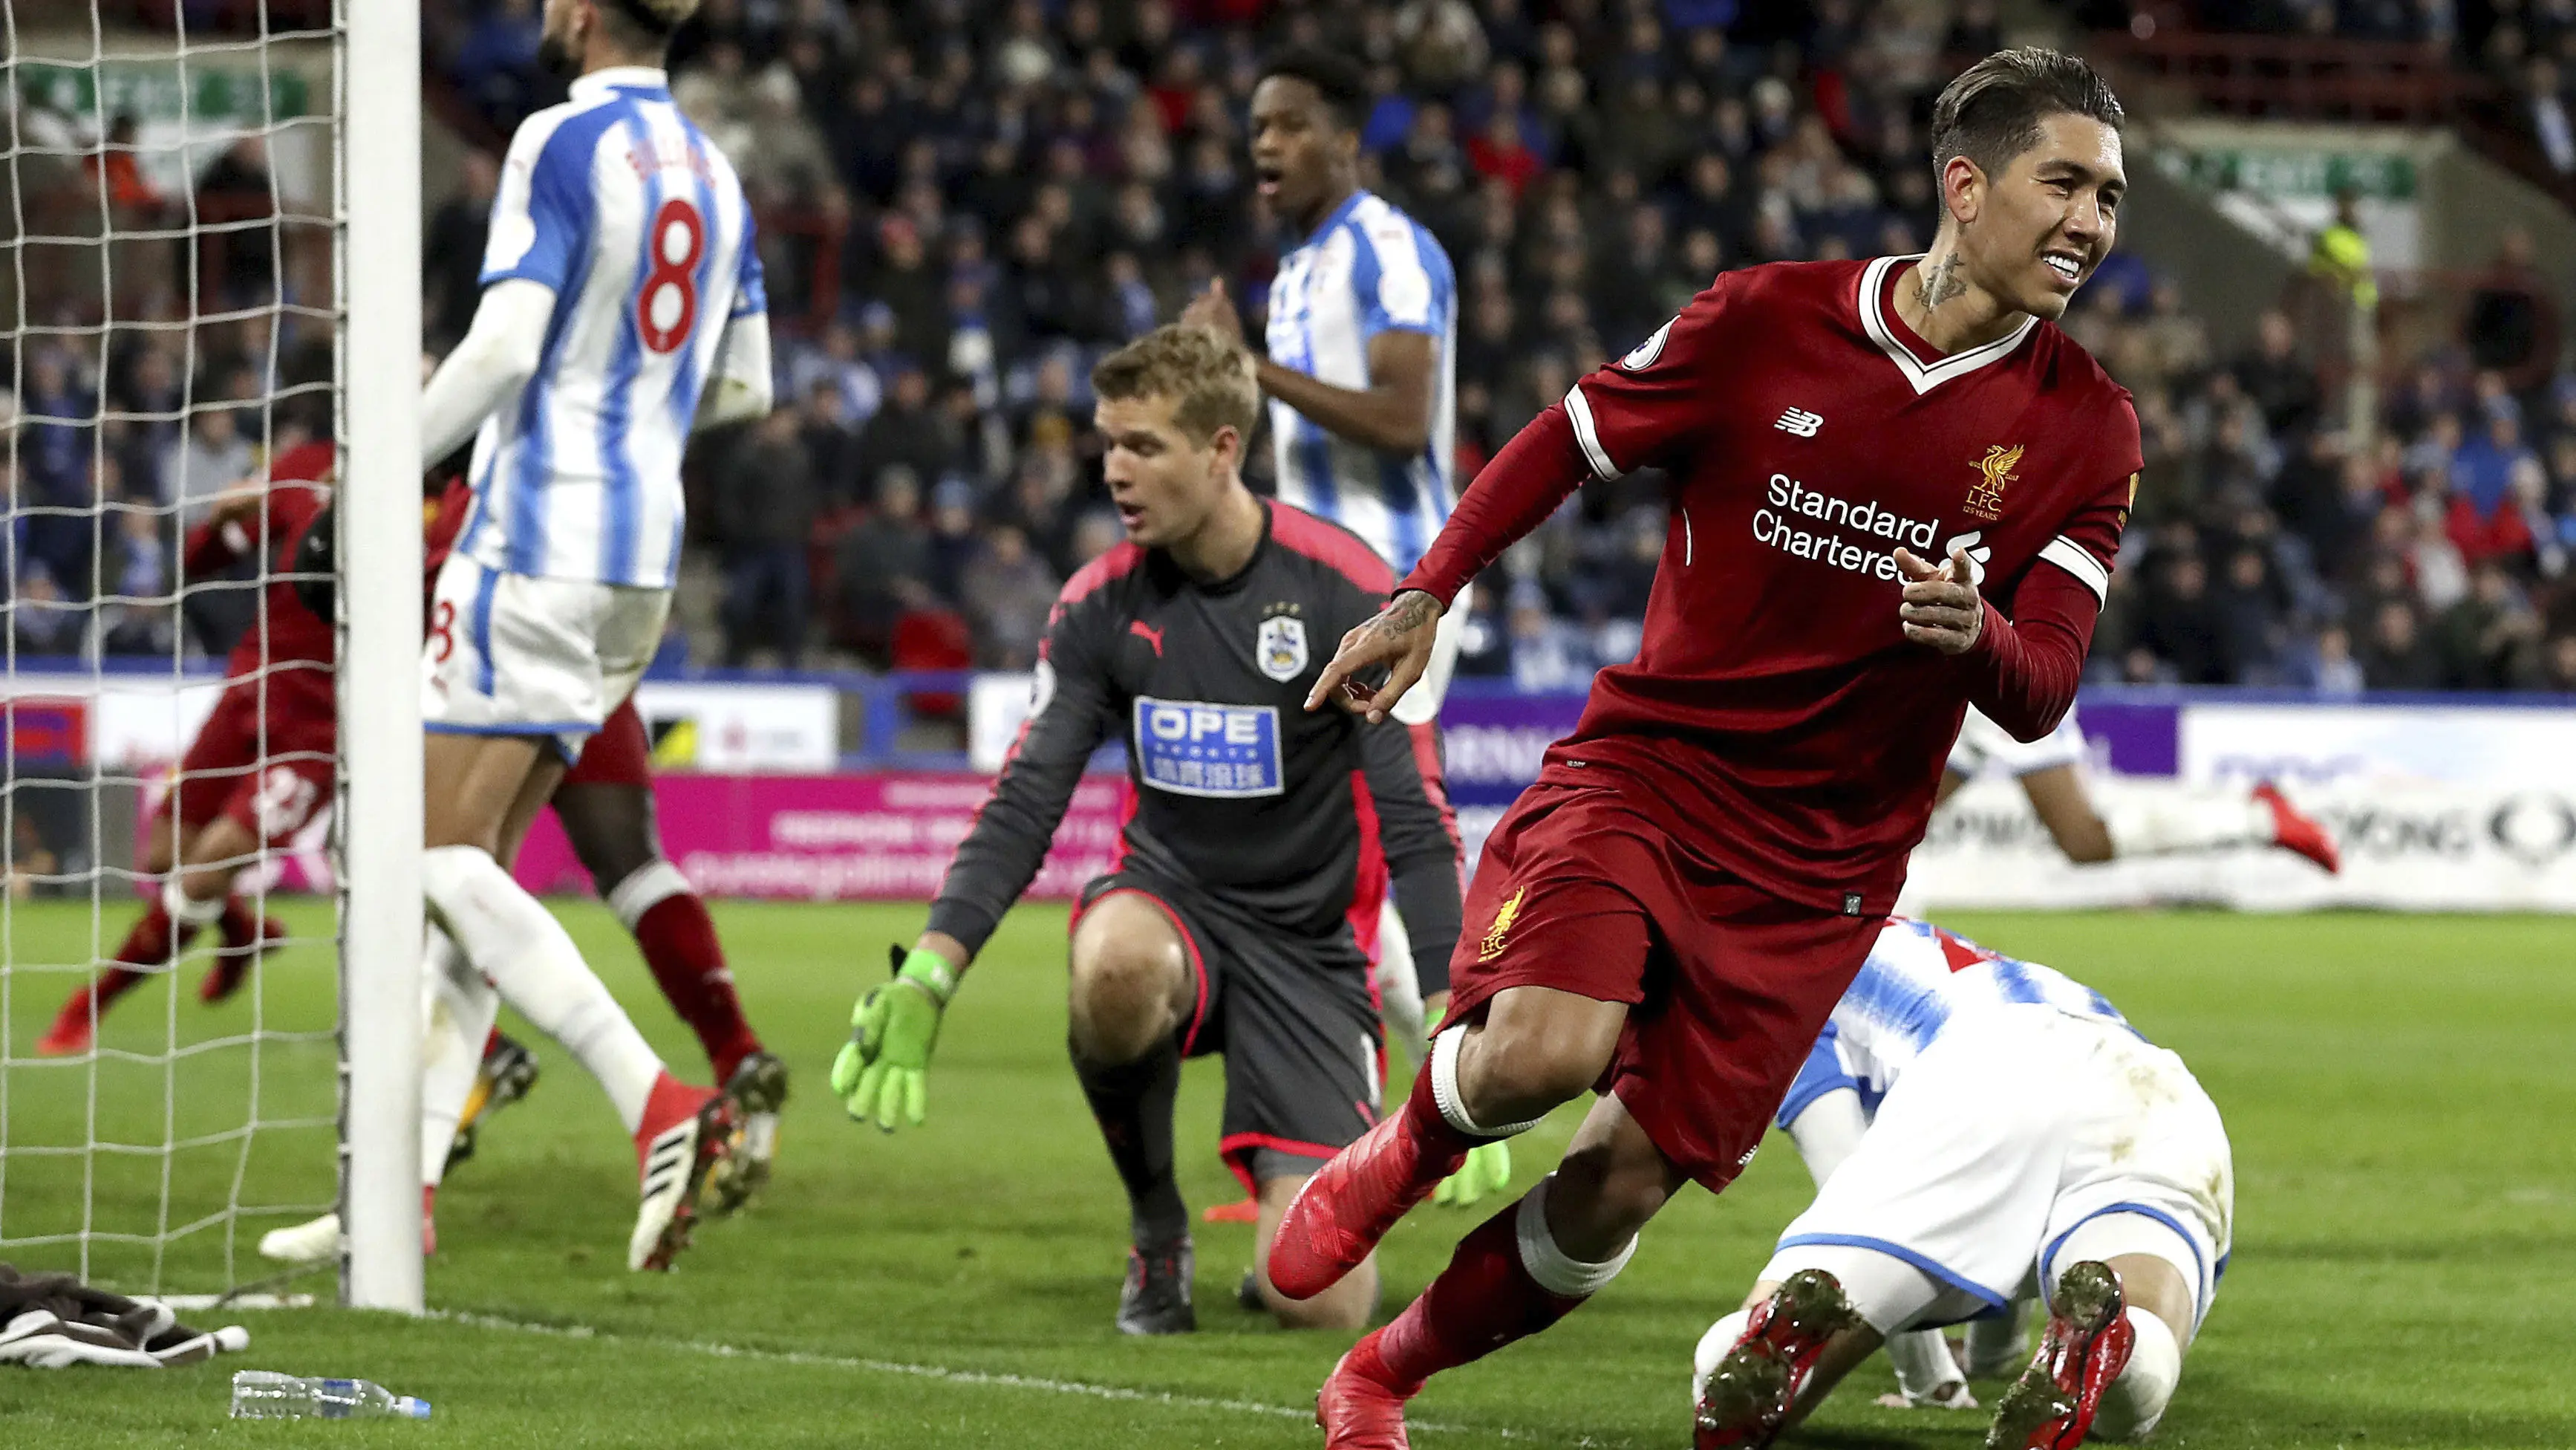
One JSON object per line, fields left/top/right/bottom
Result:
{"left": 1775, "top": 408, "right": 1824, "bottom": 438}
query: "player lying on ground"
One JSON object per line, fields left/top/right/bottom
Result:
{"left": 1942, "top": 706, "right": 2338, "bottom": 872}
{"left": 828, "top": 327, "right": 1465, "bottom": 1334}
{"left": 410, "top": 0, "right": 774, "bottom": 1272}
{"left": 1178, "top": 48, "right": 1469, "bottom": 1118}
{"left": 1271, "top": 49, "right": 2149, "bottom": 1448}
{"left": 1692, "top": 917, "right": 2229, "bottom": 1449}
{"left": 33, "top": 441, "right": 336, "bottom": 1058}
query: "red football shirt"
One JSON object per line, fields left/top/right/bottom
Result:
{"left": 1403, "top": 257, "right": 2142, "bottom": 913}
{"left": 183, "top": 440, "right": 338, "bottom": 676}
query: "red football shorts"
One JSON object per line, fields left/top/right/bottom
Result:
{"left": 1446, "top": 776, "right": 1881, "bottom": 1193}
{"left": 561, "top": 700, "right": 652, "bottom": 788}
{"left": 162, "top": 673, "right": 336, "bottom": 849}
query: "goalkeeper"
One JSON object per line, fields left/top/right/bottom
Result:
{"left": 832, "top": 326, "right": 1481, "bottom": 1336}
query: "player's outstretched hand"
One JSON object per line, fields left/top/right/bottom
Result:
{"left": 1179, "top": 280, "right": 1245, "bottom": 345}
{"left": 1432, "top": 1140, "right": 1512, "bottom": 1209}
{"left": 1894, "top": 542, "right": 1985, "bottom": 656}
{"left": 1306, "top": 590, "right": 1444, "bottom": 723}
{"left": 831, "top": 944, "right": 957, "bottom": 1132}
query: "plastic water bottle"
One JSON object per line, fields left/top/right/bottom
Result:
{"left": 229, "top": 1371, "right": 431, "bottom": 1420}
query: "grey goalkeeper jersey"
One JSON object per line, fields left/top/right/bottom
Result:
{"left": 926, "top": 498, "right": 1464, "bottom": 993}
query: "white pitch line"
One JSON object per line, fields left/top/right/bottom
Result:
{"left": 437, "top": 1309, "right": 1627, "bottom": 1446}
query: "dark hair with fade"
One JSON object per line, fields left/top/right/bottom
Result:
{"left": 1256, "top": 46, "right": 1372, "bottom": 132}
{"left": 1928, "top": 48, "right": 2124, "bottom": 182}
{"left": 599, "top": 0, "right": 694, "bottom": 49}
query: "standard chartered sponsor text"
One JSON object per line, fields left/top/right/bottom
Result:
{"left": 1752, "top": 472, "right": 1939, "bottom": 582}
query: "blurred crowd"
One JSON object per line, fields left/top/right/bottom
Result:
{"left": 2088, "top": 0, "right": 2576, "bottom": 188}
{"left": 5, "top": 0, "right": 2573, "bottom": 699}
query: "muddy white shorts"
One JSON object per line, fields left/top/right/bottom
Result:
{"left": 1762, "top": 1005, "right": 2233, "bottom": 1335}
{"left": 1947, "top": 705, "right": 2090, "bottom": 780}
{"left": 422, "top": 553, "right": 670, "bottom": 762}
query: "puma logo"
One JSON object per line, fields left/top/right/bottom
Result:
{"left": 1129, "top": 620, "right": 1164, "bottom": 656}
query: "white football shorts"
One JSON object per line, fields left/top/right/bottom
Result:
{"left": 1763, "top": 1004, "right": 2233, "bottom": 1335}
{"left": 422, "top": 553, "right": 671, "bottom": 762}
{"left": 1947, "top": 704, "right": 2090, "bottom": 780}
{"left": 1390, "top": 601, "right": 1469, "bottom": 727}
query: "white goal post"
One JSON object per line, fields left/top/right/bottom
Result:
{"left": 0, "top": 0, "right": 419, "bottom": 1312}
{"left": 336, "top": 0, "right": 421, "bottom": 1316}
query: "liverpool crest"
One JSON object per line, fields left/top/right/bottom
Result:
{"left": 1965, "top": 443, "right": 2022, "bottom": 522}
{"left": 1257, "top": 615, "right": 1308, "bottom": 682}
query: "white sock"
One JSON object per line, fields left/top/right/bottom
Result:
{"left": 2101, "top": 791, "right": 2272, "bottom": 858}
{"left": 1692, "top": 1308, "right": 1753, "bottom": 1409}
{"left": 162, "top": 877, "right": 226, "bottom": 927}
{"left": 417, "top": 926, "right": 498, "bottom": 1189}
{"left": 2096, "top": 1307, "right": 2182, "bottom": 1440}
{"left": 604, "top": 859, "right": 691, "bottom": 931}
{"left": 1512, "top": 1174, "right": 1635, "bottom": 1297}
{"left": 1429, "top": 1023, "right": 1544, "bottom": 1137}
{"left": 1885, "top": 1327, "right": 1969, "bottom": 1404}
{"left": 422, "top": 845, "right": 665, "bottom": 1135}
{"left": 1373, "top": 896, "right": 1428, "bottom": 1069}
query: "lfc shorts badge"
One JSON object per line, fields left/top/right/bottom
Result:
{"left": 1257, "top": 614, "right": 1308, "bottom": 681}
{"left": 1965, "top": 443, "right": 2022, "bottom": 522}
{"left": 1478, "top": 886, "right": 1527, "bottom": 963}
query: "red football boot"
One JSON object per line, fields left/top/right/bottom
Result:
{"left": 34, "top": 987, "right": 103, "bottom": 1058}
{"left": 627, "top": 1073, "right": 741, "bottom": 1272}
{"left": 1985, "top": 1260, "right": 2136, "bottom": 1449}
{"left": 1201, "top": 1197, "right": 1260, "bottom": 1225}
{"left": 1315, "top": 1332, "right": 1421, "bottom": 1450}
{"left": 1695, "top": 1269, "right": 1865, "bottom": 1448}
{"left": 2253, "top": 782, "right": 2340, "bottom": 874}
{"left": 1269, "top": 1113, "right": 1468, "bottom": 1301}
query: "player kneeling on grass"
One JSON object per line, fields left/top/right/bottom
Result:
{"left": 1692, "top": 918, "right": 2230, "bottom": 1449}
{"left": 829, "top": 325, "right": 1472, "bottom": 1334}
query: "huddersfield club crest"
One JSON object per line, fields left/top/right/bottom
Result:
{"left": 1257, "top": 614, "right": 1308, "bottom": 682}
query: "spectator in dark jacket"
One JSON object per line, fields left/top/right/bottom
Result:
{"left": 853, "top": 363, "right": 955, "bottom": 492}
{"left": 2360, "top": 596, "right": 2442, "bottom": 689}
{"left": 715, "top": 409, "right": 820, "bottom": 666}
{"left": 958, "top": 524, "right": 1058, "bottom": 669}
{"left": 832, "top": 466, "right": 936, "bottom": 657}
{"left": 2232, "top": 310, "right": 2321, "bottom": 438}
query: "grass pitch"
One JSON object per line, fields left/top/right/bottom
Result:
{"left": 2, "top": 900, "right": 2572, "bottom": 1447}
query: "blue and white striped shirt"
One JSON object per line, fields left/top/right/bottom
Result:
{"left": 461, "top": 66, "right": 764, "bottom": 590}
{"left": 1775, "top": 918, "right": 2135, "bottom": 1128}
{"left": 1262, "top": 191, "right": 1457, "bottom": 578}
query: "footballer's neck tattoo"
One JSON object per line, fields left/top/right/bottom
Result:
{"left": 1914, "top": 250, "right": 1969, "bottom": 312}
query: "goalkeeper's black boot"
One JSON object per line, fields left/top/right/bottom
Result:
{"left": 1117, "top": 1235, "right": 1196, "bottom": 1336}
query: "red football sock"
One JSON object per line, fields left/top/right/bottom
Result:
{"left": 1397, "top": 1056, "right": 1483, "bottom": 1166}
{"left": 215, "top": 898, "right": 261, "bottom": 953}
{"left": 1372, "top": 1199, "right": 1591, "bottom": 1389}
{"left": 632, "top": 892, "right": 760, "bottom": 1082}
{"left": 62, "top": 899, "right": 205, "bottom": 1026}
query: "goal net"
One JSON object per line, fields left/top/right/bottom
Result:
{"left": 0, "top": 0, "right": 420, "bottom": 1310}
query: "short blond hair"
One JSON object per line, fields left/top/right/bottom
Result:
{"left": 1092, "top": 325, "right": 1259, "bottom": 447}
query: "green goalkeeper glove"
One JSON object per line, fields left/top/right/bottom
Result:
{"left": 1433, "top": 1139, "right": 1513, "bottom": 1208}
{"left": 830, "top": 944, "right": 957, "bottom": 1132}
